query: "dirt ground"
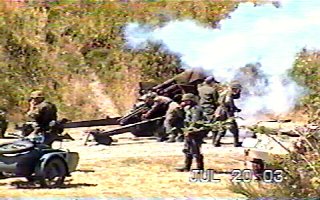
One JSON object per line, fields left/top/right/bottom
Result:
{"left": 0, "top": 126, "right": 257, "bottom": 198}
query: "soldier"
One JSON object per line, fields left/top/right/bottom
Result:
{"left": 198, "top": 76, "right": 220, "bottom": 144}
{"left": 25, "top": 90, "right": 58, "bottom": 140}
{"left": 198, "top": 76, "right": 220, "bottom": 122}
{"left": 213, "top": 83, "right": 242, "bottom": 147}
{"left": 0, "top": 108, "right": 8, "bottom": 138}
{"left": 176, "top": 93, "right": 206, "bottom": 171}
{"left": 165, "top": 95, "right": 185, "bottom": 143}
{"left": 142, "top": 94, "right": 172, "bottom": 119}
{"left": 132, "top": 92, "right": 155, "bottom": 110}
{"left": 142, "top": 93, "right": 172, "bottom": 142}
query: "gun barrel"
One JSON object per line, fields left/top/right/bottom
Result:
{"left": 97, "top": 117, "right": 165, "bottom": 136}
{"left": 152, "top": 79, "right": 176, "bottom": 91}
{"left": 62, "top": 117, "right": 121, "bottom": 129}
{"left": 118, "top": 106, "right": 149, "bottom": 125}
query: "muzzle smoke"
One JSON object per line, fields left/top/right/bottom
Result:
{"left": 123, "top": 0, "right": 320, "bottom": 122}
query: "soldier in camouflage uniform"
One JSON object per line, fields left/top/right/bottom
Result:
{"left": 165, "top": 95, "right": 185, "bottom": 143}
{"left": 213, "top": 83, "right": 242, "bottom": 147}
{"left": 198, "top": 76, "right": 220, "bottom": 144}
{"left": 0, "top": 108, "right": 8, "bottom": 138}
{"left": 198, "top": 76, "right": 220, "bottom": 122}
{"left": 25, "top": 90, "right": 58, "bottom": 139}
{"left": 176, "top": 93, "right": 206, "bottom": 171}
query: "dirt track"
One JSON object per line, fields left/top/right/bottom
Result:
{"left": 0, "top": 126, "right": 255, "bottom": 198}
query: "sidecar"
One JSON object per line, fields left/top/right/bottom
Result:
{"left": 0, "top": 138, "right": 79, "bottom": 188}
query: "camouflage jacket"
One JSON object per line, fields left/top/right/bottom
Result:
{"left": 184, "top": 105, "right": 203, "bottom": 126}
{"left": 197, "top": 83, "right": 219, "bottom": 109}
{"left": 165, "top": 101, "right": 185, "bottom": 122}
{"left": 215, "top": 90, "right": 239, "bottom": 119}
{"left": 26, "top": 101, "right": 57, "bottom": 128}
{"left": 183, "top": 105, "right": 205, "bottom": 136}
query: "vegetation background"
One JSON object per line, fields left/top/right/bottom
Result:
{"left": 0, "top": 0, "right": 319, "bottom": 197}
{"left": 0, "top": 0, "right": 240, "bottom": 121}
{"left": 0, "top": 0, "right": 318, "bottom": 123}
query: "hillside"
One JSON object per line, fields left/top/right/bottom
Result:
{"left": 0, "top": 0, "right": 241, "bottom": 121}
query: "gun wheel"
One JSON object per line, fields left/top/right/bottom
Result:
{"left": 92, "top": 133, "right": 113, "bottom": 145}
{"left": 38, "top": 158, "right": 67, "bottom": 188}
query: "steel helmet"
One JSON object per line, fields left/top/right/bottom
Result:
{"left": 230, "top": 83, "right": 242, "bottom": 89}
{"left": 181, "top": 93, "right": 196, "bottom": 102}
{"left": 30, "top": 90, "right": 45, "bottom": 98}
{"left": 145, "top": 92, "right": 157, "bottom": 100}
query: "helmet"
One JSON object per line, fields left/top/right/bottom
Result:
{"left": 30, "top": 90, "right": 44, "bottom": 98}
{"left": 138, "top": 94, "right": 148, "bottom": 101}
{"left": 230, "top": 83, "right": 242, "bottom": 89}
{"left": 144, "top": 92, "right": 157, "bottom": 100}
{"left": 205, "top": 76, "right": 220, "bottom": 84}
{"left": 181, "top": 93, "right": 196, "bottom": 102}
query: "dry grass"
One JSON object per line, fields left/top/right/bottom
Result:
{"left": 0, "top": 131, "right": 247, "bottom": 198}
{"left": 0, "top": 156, "right": 245, "bottom": 198}
{"left": 58, "top": 73, "right": 120, "bottom": 120}
{"left": 106, "top": 61, "right": 141, "bottom": 115}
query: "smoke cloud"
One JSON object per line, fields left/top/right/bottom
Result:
{"left": 123, "top": 0, "right": 320, "bottom": 122}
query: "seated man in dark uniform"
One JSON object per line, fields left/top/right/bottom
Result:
{"left": 24, "top": 90, "right": 58, "bottom": 144}
{"left": 0, "top": 108, "right": 8, "bottom": 138}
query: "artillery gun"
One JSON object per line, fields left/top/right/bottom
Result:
{"left": 142, "top": 68, "right": 207, "bottom": 98}
{"left": 68, "top": 69, "right": 207, "bottom": 145}
{"left": 119, "top": 68, "right": 206, "bottom": 125}
{"left": 94, "top": 68, "right": 208, "bottom": 144}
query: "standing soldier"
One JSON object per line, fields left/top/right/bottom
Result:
{"left": 165, "top": 95, "right": 185, "bottom": 143}
{"left": 198, "top": 76, "right": 220, "bottom": 122}
{"left": 213, "top": 83, "right": 242, "bottom": 147}
{"left": 0, "top": 108, "right": 8, "bottom": 138}
{"left": 198, "top": 76, "right": 220, "bottom": 144}
{"left": 175, "top": 93, "right": 206, "bottom": 171}
{"left": 25, "top": 90, "right": 58, "bottom": 143}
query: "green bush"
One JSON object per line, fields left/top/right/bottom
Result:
{"left": 231, "top": 126, "right": 320, "bottom": 198}
{"left": 0, "top": 0, "right": 241, "bottom": 120}
{"left": 290, "top": 50, "right": 320, "bottom": 123}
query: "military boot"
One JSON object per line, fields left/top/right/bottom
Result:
{"left": 0, "top": 172, "right": 5, "bottom": 179}
{"left": 166, "top": 134, "right": 176, "bottom": 143}
{"left": 157, "top": 136, "right": 168, "bottom": 142}
{"left": 211, "top": 131, "right": 218, "bottom": 145}
{"left": 175, "top": 134, "right": 184, "bottom": 142}
{"left": 175, "top": 156, "right": 192, "bottom": 172}
{"left": 196, "top": 154, "right": 204, "bottom": 170}
{"left": 214, "top": 135, "right": 222, "bottom": 147}
{"left": 234, "top": 142, "right": 242, "bottom": 147}
{"left": 233, "top": 132, "right": 241, "bottom": 147}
